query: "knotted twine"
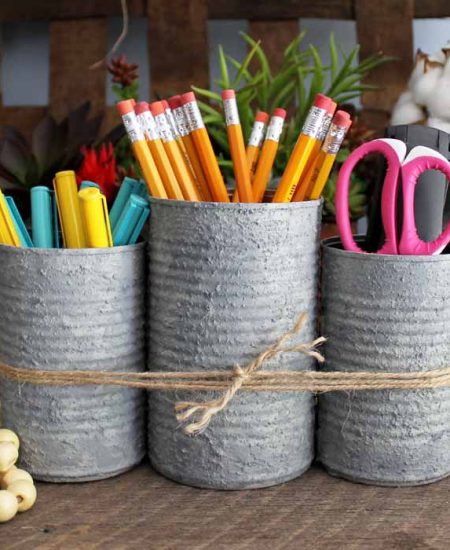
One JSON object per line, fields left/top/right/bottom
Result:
{"left": 0, "top": 312, "right": 449, "bottom": 435}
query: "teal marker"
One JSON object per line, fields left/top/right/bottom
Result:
{"left": 31, "top": 186, "right": 60, "bottom": 248}
{"left": 136, "top": 180, "right": 149, "bottom": 199}
{"left": 80, "top": 180, "right": 100, "bottom": 191}
{"left": 109, "top": 177, "right": 141, "bottom": 231}
{"left": 113, "top": 194, "right": 150, "bottom": 246}
{"left": 5, "top": 196, "right": 33, "bottom": 247}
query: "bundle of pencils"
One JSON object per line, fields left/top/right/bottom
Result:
{"left": 117, "top": 91, "right": 351, "bottom": 204}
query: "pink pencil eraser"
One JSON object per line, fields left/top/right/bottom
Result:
{"left": 255, "top": 111, "right": 269, "bottom": 124}
{"left": 221, "top": 89, "right": 236, "bottom": 100}
{"left": 273, "top": 108, "right": 287, "bottom": 119}
{"left": 149, "top": 101, "right": 166, "bottom": 116}
{"left": 161, "top": 100, "right": 170, "bottom": 110}
{"left": 134, "top": 101, "right": 150, "bottom": 115}
{"left": 327, "top": 101, "right": 337, "bottom": 114}
{"left": 313, "top": 94, "right": 332, "bottom": 110}
{"left": 333, "top": 110, "right": 352, "bottom": 128}
{"left": 180, "top": 92, "right": 196, "bottom": 105}
{"left": 168, "top": 95, "right": 181, "bottom": 110}
{"left": 116, "top": 99, "right": 136, "bottom": 116}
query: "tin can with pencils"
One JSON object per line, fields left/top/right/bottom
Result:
{"left": 147, "top": 198, "right": 322, "bottom": 489}
{"left": 318, "top": 237, "right": 450, "bottom": 486}
{"left": 0, "top": 244, "right": 146, "bottom": 482}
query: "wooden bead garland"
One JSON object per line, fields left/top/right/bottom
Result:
{"left": 0, "top": 429, "right": 37, "bottom": 523}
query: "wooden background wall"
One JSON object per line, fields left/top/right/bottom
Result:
{"left": 1, "top": 0, "right": 449, "bottom": 138}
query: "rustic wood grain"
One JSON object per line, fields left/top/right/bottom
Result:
{"left": 49, "top": 18, "right": 107, "bottom": 120}
{"left": 355, "top": 0, "right": 414, "bottom": 116}
{"left": 1, "top": 463, "right": 450, "bottom": 549}
{"left": 248, "top": 20, "right": 300, "bottom": 73}
{"left": 0, "top": 0, "right": 145, "bottom": 21}
{"left": 147, "top": 0, "right": 209, "bottom": 98}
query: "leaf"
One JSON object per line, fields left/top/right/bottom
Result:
{"left": 226, "top": 55, "right": 252, "bottom": 84}
{"left": 191, "top": 86, "right": 222, "bottom": 104}
{"left": 306, "top": 45, "right": 325, "bottom": 108}
{"left": 231, "top": 39, "right": 261, "bottom": 88}
{"left": 197, "top": 99, "right": 222, "bottom": 118}
{"left": 31, "top": 116, "right": 61, "bottom": 178}
{"left": 284, "top": 31, "right": 306, "bottom": 59}
{"left": 239, "top": 32, "right": 272, "bottom": 80}
{"left": 326, "top": 45, "right": 360, "bottom": 96}
{"left": 269, "top": 79, "right": 296, "bottom": 113}
{"left": 208, "top": 126, "right": 230, "bottom": 154}
{"left": 218, "top": 45, "right": 230, "bottom": 88}
{"left": 329, "top": 33, "right": 339, "bottom": 81}
{"left": 0, "top": 139, "right": 32, "bottom": 183}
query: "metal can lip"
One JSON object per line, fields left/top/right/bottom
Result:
{"left": 148, "top": 196, "right": 323, "bottom": 212}
{"left": 322, "top": 236, "right": 450, "bottom": 264}
{"left": 0, "top": 241, "right": 146, "bottom": 257}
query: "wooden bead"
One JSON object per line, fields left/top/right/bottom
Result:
{"left": 0, "top": 429, "right": 19, "bottom": 450}
{"left": 1, "top": 467, "right": 33, "bottom": 490}
{"left": 7, "top": 480, "right": 37, "bottom": 512}
{"left": 0, "top": 490, "right": 18, "bottom": 522}
{"left": 0, "top": 442, "right": 18, "bottom": 473}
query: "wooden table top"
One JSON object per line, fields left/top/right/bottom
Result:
{"left": 2, "top": 462, "right": 449, "bottom": 549}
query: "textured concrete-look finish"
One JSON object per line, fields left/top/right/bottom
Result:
{"left": 147, "top": 198, "right": 322, "bottom": 489}
{"left": 318, "top": 238, "right": 450, "bottom": 486}
{"left": 0, "top": 244, "right": 147, "bottom": 482}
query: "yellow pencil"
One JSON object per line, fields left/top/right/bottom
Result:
{"left": 150, "top": 101, "right": 201, "bottom": 201}
{"left": 222, "top": 89, "right": 253, "bottom": 202}
{"left": 135, "top": 102, "right": 184, "bottom": 200}
{"left": 53, "top": 170, "right": 86, "bottom": 248}
{"left": 247, "top": 111, "right": 269, "bottom": 177}
{"left": 251, "top": 108, "right": 286, "bottom": 203}
{"left": 293, "top": 100, "right": 336, "bottom": 202}
{"left": 117, "top": 100, "right": 168, "bottom": 199}
{"left": 180, "top": 92, "right": 229, "bottom": 203}
{"left": 294, "top": 110, "right": 351, "bottom": 201}
{"left": 272, "top": 94, "right": 333, "bottom": 203}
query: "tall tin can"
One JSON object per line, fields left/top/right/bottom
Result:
{"left": 147, "top": 198, "right": 322, "bottom": 489}
{"left": 0, "top": 244, "right": 147, "bottom": 482}
{"left": 318, "top": 237, "right": 450, "bottom": 486}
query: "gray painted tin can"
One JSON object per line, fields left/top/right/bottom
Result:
{"left": 318, "top": 237, "right": 450, "bottom": 486}
{"left": 147, "top": 198, "right": 322, "bottom": 489}
{"left": 0, "top": 244, "right": 146, "bottom": 482}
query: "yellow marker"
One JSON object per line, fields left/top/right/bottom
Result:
{"left": 272, "top": 94, "right": 333, "bottom": 203}
{"left": 0, "top": 189, "right": 21, "bottom": 246}
{"left": 117, "top": 100, "right": 168, "bottom": 199}
{"left": 78, "top": 187, "right": 113, "bottom": 248}
{"left": 134, "top": 102, "right": 184, "bottom": 200}
{"left": 53, "top": 170, "right": 86, "bottom": 248}
{"left": 293, "top": 101, "right": 336, "bottom": 202}
{"left": 150, "top": 101, "right": 201, "bottom": 202}
{"left": 251, "top": 109, "right": 286, "bottom": 203}
{"left": 296, "top": 110, "right": 352, "bottom": 201}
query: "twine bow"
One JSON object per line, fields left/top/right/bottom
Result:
{"left": 175, "top": 313, "right": 325, "bottom": 434}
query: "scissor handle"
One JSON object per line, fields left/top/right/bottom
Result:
{"left": 336, "top": 139, "right": 405, "bottom": 254}
{"left": 399, "top": 152, "right": 450, "bottom": 255}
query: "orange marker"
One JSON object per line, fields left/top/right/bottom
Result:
{"left": 272, "top": 94, "right": 333, "bottom": 203}
{"left": 180, "top": 92, "right": 229, "bottom": 203}
{"left": 293, "top": 100, "right": 336, "bottom": 202}
{"left": 222, "top": 90, "right": 253, "bottom": 202}
{"left": 150, "top": 101, "right": 201, "bottom": 202}
{"left": 134, "top": 102, "right": 184, "bottom": 200}
{"left": 247, "top": 111, "right": 269, "bottom": 177}
{"left": 251, "top": 109, "right": 286, "bottom": 203}
{"left": 167, "top": 95, "right": 212, "bottom": 201}
{"left": 116, "top": 100, "right": 167, "bottom": 199}
{"left": 295, "top": 110, "right": 352, "bottom": 201}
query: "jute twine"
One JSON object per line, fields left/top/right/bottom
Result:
{"left": 0, "top": 313, "right": 449, "bottom": 434}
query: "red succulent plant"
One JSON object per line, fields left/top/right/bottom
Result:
{"left": 76, "top": 143, "right": 119, "bottom": 203}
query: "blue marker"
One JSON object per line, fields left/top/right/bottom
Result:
{"left": 80, "top": 180, "right": 100, "bottom": 191}
{"left": 113, "top": 194, "right": 150, "bottom": 246}
{"left": 5, "top": 196, "right": 33, "bottom": 247}
{"left": 31, "top": 186, "right": 59, "bottom": 248}
{"left": 109, "top": 177, "right": 141, "bottom": 231}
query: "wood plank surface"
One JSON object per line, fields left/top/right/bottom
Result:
{"left": 0, "top": 0, "right": 145, "bottom": 21}
{"left": 2, "top": 463, "right": 450, "bottom": 549}
{"left": 248, "top": 20, "right": 300, "bottom": 73}
{"left": 147, "top": 0, "right": 209, "bottom": 97}
{"left": 355, "top": 0, "right": 414, "bottom": 119}
{"left": 49, "top": 18, "right": 107, "bottom": 120}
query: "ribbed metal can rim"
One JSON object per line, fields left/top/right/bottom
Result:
{"left": 149, "top": 196, "right": 322, "bottom": 212}
{"left": 0, "top": 242, "right": 146, "bottom": 257}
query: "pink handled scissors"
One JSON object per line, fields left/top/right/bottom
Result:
{"left": 336, "top": 138, "right": 450, "bottom": 255}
